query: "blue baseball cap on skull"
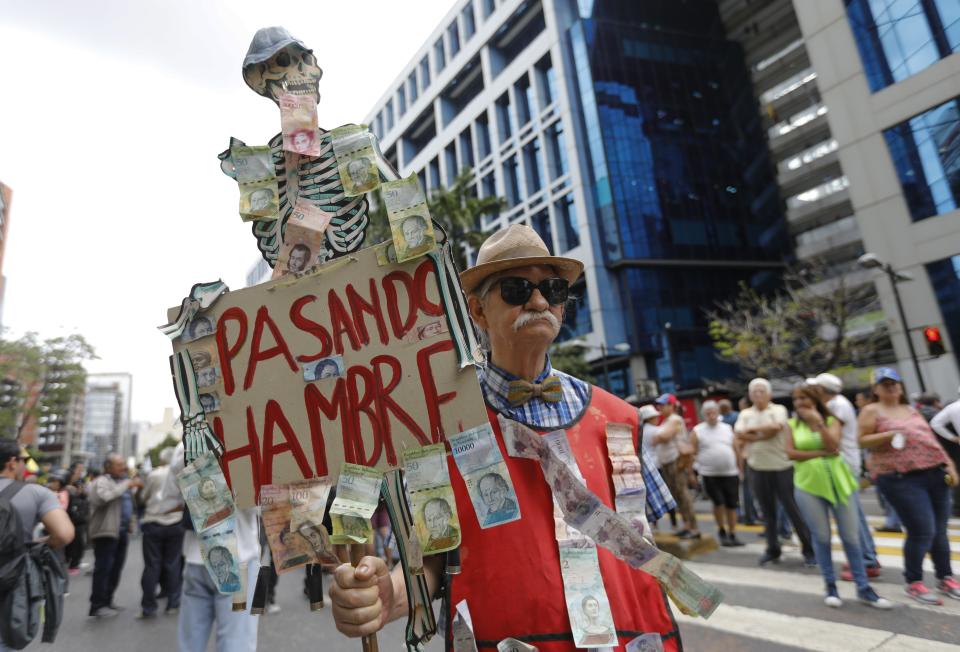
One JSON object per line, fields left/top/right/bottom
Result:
{"left": 242, "top": 27, "right": 316, "bottom": 94}
{"left": 243, "top": 26, "right": 308, "bottom": 70}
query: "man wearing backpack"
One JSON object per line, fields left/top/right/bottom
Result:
{"left": 0, "top": 438, "right": 74, "bottom": 651}
{"left": 87, "top": 452, "right": 143, "bottom": 618}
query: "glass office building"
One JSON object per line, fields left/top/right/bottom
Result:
{"left": 846, "top": 0, "right": 960, "bottom": 92}
{"left": 366, "top": 0, "right": 789, "bottom": 396}
{"left": 883, "top": 95, "right": 960, "bottom": 221}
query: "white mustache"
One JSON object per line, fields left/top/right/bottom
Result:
{"left": 513, "top": 310, "right": 561, "bottom": 332}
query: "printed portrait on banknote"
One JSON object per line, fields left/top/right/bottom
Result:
{"left": 199, "top": 391, "right": 221, "bottom": 413}
{"left": 450, "top": 425, "right": 522, "bottom": 529}
{"left": 239, "top": 179, "right": 279, "bottom": 220}
{"left": 417, "top": 493, "right": 460, "bottom": 553}
{"left": 626, "top": 633, "right": 664, "bottom": 652}
{"left": 303, "top": 355, "right": 344, "bottom": 382}
{"left": 390, "top": 213, "right": 436, "bottom": 262}
{"left": 478, "top": 472, "right": 519, "bottom": 525}
{"left": 273, "top": 203, "right": 334, "bottom": 279}
{"left": 180, "top": 315, "right": 214, "bottom": 343}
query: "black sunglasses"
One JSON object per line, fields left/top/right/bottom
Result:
{"left": 496, "top": 277, "right": 570, "bottom": 306}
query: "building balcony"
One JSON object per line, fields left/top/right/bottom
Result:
{"left": 777, "top": 146, "right": 842, "bottom": 197}
{"left": 720, "top": 0, "right": 802, "bottom": 69}
{"left": 768, "top": 106, "right": 831, "bottom": 159}
{"left": 794, "top": 214, "right": 863, "bottom": 261}
{"left": 752, "top": 39, "right": 810, "bottom": 93}
{"left": 787, "top": 185, "right": 852, "bottom": 232}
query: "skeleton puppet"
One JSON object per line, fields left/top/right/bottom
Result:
{"left": 220, "top": 26, "right": 400, "bottom": 267}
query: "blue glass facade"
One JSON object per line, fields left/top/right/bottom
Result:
{"left": 565, "top": 0, "right": 787, "bottom": 391}
{"left": 883, "top": 96, "right": 960, "bottom": 221}
{"left": 846, "top": 0, "right": 960, "bottom": 92}
{"left": 925, "top": 255, "right": 960, "bottom": 357}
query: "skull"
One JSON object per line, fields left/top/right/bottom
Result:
{"left": 242, "top": 27, "right": 323, "bottom": 105}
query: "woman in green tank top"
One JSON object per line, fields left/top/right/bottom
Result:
{"left": 786, "top": 383, "right": 891, "bottom": 610}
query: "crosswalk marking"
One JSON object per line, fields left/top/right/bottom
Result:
{"left": 674, "top": 603, "right": 960, "bottom": 651}
{"left": 686, "top": 561, "right": 960, "bottom": 615}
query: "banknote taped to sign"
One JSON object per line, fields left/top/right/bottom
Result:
{"left": 167, "top": 244, "right": 490, "bottom": 508}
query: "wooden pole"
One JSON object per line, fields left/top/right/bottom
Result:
{"left": 343, "top": 544, "right": 379, "bottom": 652}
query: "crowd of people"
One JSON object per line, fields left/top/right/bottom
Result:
{"left": 632, "top": 368, "right": 960, "bottom": 610}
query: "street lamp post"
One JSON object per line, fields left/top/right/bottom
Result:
{"left": 858, "top": 253, "right": 926, "bottom": 392}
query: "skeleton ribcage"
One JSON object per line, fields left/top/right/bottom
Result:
{"left": 250, "top": 128, "right": 369, "bottom": 265}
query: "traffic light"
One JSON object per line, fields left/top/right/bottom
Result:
{"left": 923, "top": 326, "right": 946, "bottom": 357}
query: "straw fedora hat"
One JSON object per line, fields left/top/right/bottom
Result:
{"left": 459, "top": 224, "right": 583, "bottom": 294}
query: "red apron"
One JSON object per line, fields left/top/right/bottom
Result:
{"left": 445, "top": 387, "right": 681, "bottom": 651}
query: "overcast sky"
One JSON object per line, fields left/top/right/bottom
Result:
{"left": 0, "top": 0, "right": 454, "bottom": 423}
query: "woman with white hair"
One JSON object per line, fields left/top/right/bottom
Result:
{"left": 735, "top": 378, "right": 815, "bottom": 566}
{"left": 691, "top": 400, "right": 743, "bottom": 546}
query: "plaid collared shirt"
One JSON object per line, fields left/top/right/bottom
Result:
{"left": 477, "top": 358, "right": 675, "bottom": 522}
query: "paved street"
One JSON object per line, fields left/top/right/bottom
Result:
{"left": 41, "top": 493, "right": 960, "bottom": 651}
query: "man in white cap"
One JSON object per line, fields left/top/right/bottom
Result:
{"left": 331, "top": 224, "right": 682, "bottom": 650}
{"left": 811, "top": 373, "right": 881, "bottom": 578}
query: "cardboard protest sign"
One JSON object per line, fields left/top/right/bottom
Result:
{"left": 169, "top": 244, "right": 488, "bottom": 508}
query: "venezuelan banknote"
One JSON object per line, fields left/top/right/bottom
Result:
{"left": 452, "top": 600, "right": 478, "bottom": 652}
{"left": 198, "top": 516, "right": 242, "bottom": 595}
{"left": 497, "top": 639, "right": 537, "bottom": 652}
{"left": 643, "top": 552, "right": 722, "bottom": 619}
{"left": 176, "top": 451, "right": 235, "bottom": 533}
{"left": 559, "top": 544, "right": 617, "bottom": 648}
{"left": 605, "top": 422, "right": 649, "bottom": 535}
{"left": 329, "top": 463, "right": 383, "bottom": 544}
{"left": 231, "top": 145, "right": 275, "bottom": 184}
{"left": 238, "top": 177, "right": 279, "bottom": 221}
{"left": 331, "top": 125, "right": 380, "bottom": 197}
{"left": 382, "top": 174, "right": 436, "bottom": 263}
{"left": 289, "top": 478, "right": 338, "bottom": 565}
{"left": 449, "top": 424, "right": 521, "bottom": 528}
{"left": 500, "top": 416, "right": 723, "bottom": 619}
{"left": 280, "top": 93, "right": 322, "bottom": 157}
{"left": 403, "top": 443, "right": 461, "bottom": 555}
{"left": 272, "top": 201, "right": 334, "bottom": 278}
{"left": 626, "top": 633, "right": 664, "bottom": 652}
{"left": 261, "top": 484, "right": 313, "bottom": 573}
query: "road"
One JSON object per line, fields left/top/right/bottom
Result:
{"left": 38, "top": 492, "right": 960, "bottom": 651}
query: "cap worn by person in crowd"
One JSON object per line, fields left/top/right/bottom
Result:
{"left": 459, "top": 224, "right": 584, "bottom": 295}
{"left": 813, "top": 373, "right": 843, "bottom": 394}
{"left": 638, "top": 405, "right": 660, "bottom": 422}
{"left": 655, "top": 393, "right": 679, "bottom": 406}
{"left": 872, "top": 367, "right": 902, "bottom": 384}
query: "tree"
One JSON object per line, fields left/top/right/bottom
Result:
{"left": 147, "top": 434, "right": 180, "bottom": 468}
{"left": 0, "top": 332, "right": 97, "bottom": 440}
{"left": 707, "top": 262, "right": 890, "bottom": 380}
{"left": 549, "top": 343, "right": 596, "bottom": 384}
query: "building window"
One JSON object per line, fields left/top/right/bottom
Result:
{"left": 503, "top": 155, "right": 521, "bottom": 206}
{"left": 535, "top": 55, "right": 557, "bottom": 109}
{"left": 408, "top": 71, "right": 418, "bottom": 104}
{"left": 481, "top": 171, "right": 497, "bottom": 200}
{"left": 445, "top": 142, "right": 458, "bottom": 184}
{"left": 420, "top": 56, "right": 431, "bottom": 89}
{"left": 514, "top": 74, "right": 533, "bottom": 127}
{"left": 495, "top": 92, "right": 514, "bottom": 143}
{"left": 926, "top": 254, "right": 960, "bottom": 358}
{"left": 397, "top": 87, "right": 407, "bottom": 116}
{"left": 375, "top": 113, "right": 384, "bottom": 139}
{"left": 476, "top": 111, "right": 492, "bottom": 160}
{"left": 459, "top": 128, "right": 475, "bottom": 169}
{"left": 523, "top": 138, "right": 544, "bottom": 195}
{"left": 845, "top": 0, "right": 959, "bottom": 92}
{"left": 429, "top": 157, "right": 441, "bottom": 191}
{"left": 530, "top": 208, "right": 552, "bottom": 248}
{"left": 482, "top": 0, "right": 495, "bottom": 19}
{"left": 448, "top": 21, "right": 461, "bottom": 58}
{"left": 554, "top": 193, "right": 579, "bottom": 251}
{"left": 462, "top": 2, "right": 476, "bottom": 39}
{"left": 385, "top": 99, "right": 394, "bottom": 131}
{"left": 883, "top": 95, "right": 960, "bottom": 221}
{"left": 434, "top": 38, "right": 446, "bottom": 73}
{"left": 417, "top": 169, "right": 427, "bottom": 194}
{"left": 545, "top": 121, "right": 568, "bottom": 180}
{"left": 556, "top": 277, "right": 592, "bottom": 342}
